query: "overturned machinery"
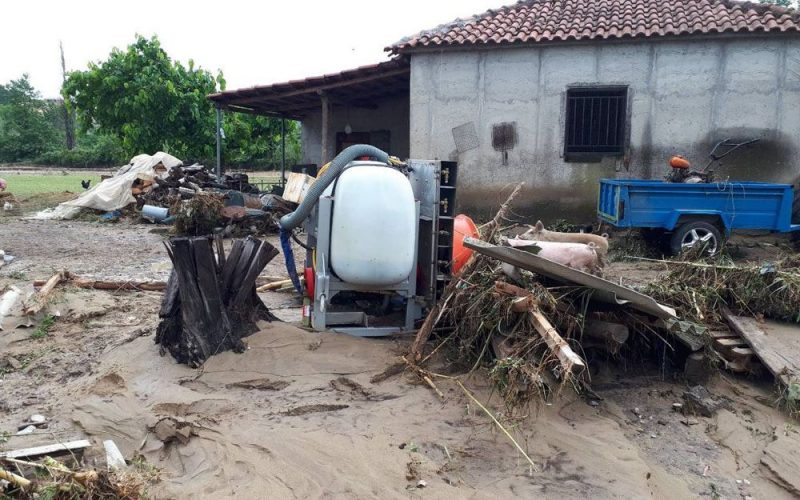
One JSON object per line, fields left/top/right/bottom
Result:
{"left": 279, "top": 145, "right": 458, "bottom": 336}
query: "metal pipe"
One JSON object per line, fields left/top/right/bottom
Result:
{"left": 215, "top": 107, "right": 222, "bottom": 177}
{"left": 281, "top": 117, "right": 286, "bottom": 188}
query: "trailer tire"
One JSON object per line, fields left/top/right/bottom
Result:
{"left": 670, "top": 221, "right": 722, "bottom": 256}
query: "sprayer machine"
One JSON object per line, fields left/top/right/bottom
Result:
{"left": 278, "top": 145, "right": 463, "bottom": 337}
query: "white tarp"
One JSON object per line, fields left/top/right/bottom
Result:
{"left": 31, "top": 152, "right": 182, "bottom": 220}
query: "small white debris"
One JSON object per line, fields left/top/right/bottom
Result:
{"left": 416, "top": 480, "right": 427, "bottom": 488}
{"left": 29, "top": 414, "right": 46, "bottom": 424}
{"left": 103, "top": 439, "right": 127, "bottom": 470}
{"left": 16, "top": 425, "right": 36, "bottom": 435}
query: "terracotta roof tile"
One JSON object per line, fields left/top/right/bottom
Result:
{"left": 388, "top": 0, "right": 800, "bottom": 53}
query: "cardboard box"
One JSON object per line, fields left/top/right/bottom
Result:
{"left": 283, "top": 172, "right": 315, "bottom": 203}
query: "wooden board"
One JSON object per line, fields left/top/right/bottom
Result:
{"left": 282, "top": 173, "right": 314, "bottom": 204}
{"left": 722, "top": 309, "right": 800, "bottom": 388}
{"left": 708, "top": 330, "right": 739, "bottom": 340}
{"left": 0, "top": 439, "right": 91, "bottom": 459}
{"left": 714, "top": 337, "right": 748, "bottom": 350}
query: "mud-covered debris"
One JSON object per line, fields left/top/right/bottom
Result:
{"left": 682, "top": 385, "right": 726, "bottom": 417}
{"left": 281, "top": 404, "right": 349, "bottom": 416}
{"left": 151, "top": 417, "right": 196, "bottom": 445}
{"left": 0, "top": 355, "right": 22, "bottom": 371}
{"left": 226, "top": 378, "right": 290, "bottom": 391}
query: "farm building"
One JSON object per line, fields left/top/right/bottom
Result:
{"left": 209, "top": 0, "right": 800, "bottom": 220}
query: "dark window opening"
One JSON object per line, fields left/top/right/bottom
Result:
{"left": 565, "top": 87, "right": 627, "bottom": 160}
{"left": 492, "top": 122, "right": 517, "bottom": 166}
{"left": 492, "top": 122, "right": 517, "bottom": 151}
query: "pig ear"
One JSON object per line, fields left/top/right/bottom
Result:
{"left": 535, "top": 220, "right": 544, "bottom": 231}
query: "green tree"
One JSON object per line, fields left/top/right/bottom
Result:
{"left": 224, "top": 115, "right": 301, "bottom": 167}
{"left": 0, "top": 75, "right": 59, "bottom": 162}
{"left": 760, "top": 0, "right": 793, "bottom": 7}
{"left": 64, "top": 35, "right": 220, "bottom": 161}
{"left": 64, "top": 35, "right": 299, "bottom": 167}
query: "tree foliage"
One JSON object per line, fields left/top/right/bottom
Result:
{"left": 0, "top": 75, "right": 59, "bottom": 161}
{"left": 0, "top": 36, "right": 299, "bottom": 167}
{"left": 759, "top": 0, "right": 794, "bottom": 7}
{"left": 64, "top": 35, "right": 219, "bottom": 160}
{"left": 63, "top": 35, "right": 299, "bottom": 166}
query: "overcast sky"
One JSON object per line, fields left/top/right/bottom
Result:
{"left": 1, "top": 0, "right": 504, "bottom": 98}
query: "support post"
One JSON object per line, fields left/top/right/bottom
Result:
{"left": 215, "top": 107, "right": 222, "bottom": 177}
{"left": 281, "top": 117, "right": 286, "bottom": 187}
{"left": 320, "top": 93, "right": 330, "bottom": 165}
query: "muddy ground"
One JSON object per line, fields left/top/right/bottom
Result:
{"left": 1, "top": 216, "right": 799, "bottom": 499}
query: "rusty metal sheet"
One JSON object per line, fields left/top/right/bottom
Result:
{"left": 463, "top": 237, "right": 676, "bottom": 320}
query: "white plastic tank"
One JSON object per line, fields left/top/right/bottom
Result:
{"left": 329, "top": 162, "right": 417, "bottom": 286}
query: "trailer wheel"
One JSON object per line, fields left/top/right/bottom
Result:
{"left": 670, "top": 221, "right": 722, "bottom": 256}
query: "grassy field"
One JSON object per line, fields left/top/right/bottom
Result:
{"left": 0, "top": 170, "right": 282, "bottom": 199}
{"left": 0, "top": 173, "right": 103, "bottom": 198}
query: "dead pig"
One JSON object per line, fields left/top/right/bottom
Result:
{"left": 506, "top": 238, "right": 601, "bottom": 274}
{"left": 520, "top": 220, "right": 609, "bottom": 259}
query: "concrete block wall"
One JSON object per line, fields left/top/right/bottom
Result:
{"left": 409, "top": 36, "right": 800, "bottom": 221}
{"left": 300, "top": 94, "right": 410, "bottom": 166}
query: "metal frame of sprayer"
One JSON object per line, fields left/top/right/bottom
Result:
{"left": 278, "top": 145, "right": 457, "bottom": 337}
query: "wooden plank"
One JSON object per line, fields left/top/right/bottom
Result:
{"left": 24, "top": 271, "right": 66, "bottom": 315}
{"left": 730, "top": 347, "right": 754, "bottom": 357}
{"left": 529, "top": 309, "right": 586, "bottom": 375}
{"left": 722, "top": 309, "right": 800, "bottom": 388}
{"left": 32, "top": 276, "right": 166, "bottom": 292}
{"left": 714, "top": 338, "right": 748, "bottom": 351}
{"left": 0, "top": 439, "right": 91, "bottom": 459}
{"left": 708, "top": 330, "right": 739, "bottom": 340}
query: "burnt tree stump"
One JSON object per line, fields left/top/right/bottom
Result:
{"left": 155, "top": 235, "right": 279, "bottom": 366}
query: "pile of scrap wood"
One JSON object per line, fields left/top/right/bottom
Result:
{"left": 168, "top": 191, "right": 294, "bottom": 237}
{"left": 139, "top": 163, "right": 262, "bottom": 208}
{"left": 408, "top": 184, "right": 683, "bottom": 409}
{"left": 155, "top": 235, "right": 279, "bottom": 367}
{"left": 31, "top": 152, "right": 296, "bottom": 236}
{"left": 135, "top": 161, "right": 295, "bottom": 235}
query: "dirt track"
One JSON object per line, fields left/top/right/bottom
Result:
{"left": 1, "top": 218, "right": 799, "bottom": 499}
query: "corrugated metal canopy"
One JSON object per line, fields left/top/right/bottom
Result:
{"left": 208, "top": 58, "right": 410, "bottom": 120}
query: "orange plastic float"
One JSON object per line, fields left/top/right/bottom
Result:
{"left": 669, "top": 155, "right": 691, "bottom": 169}
{"left": 453, "top": 214, "right": 479, "bottom": 275}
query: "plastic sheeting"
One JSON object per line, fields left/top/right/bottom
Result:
{"left": 31, "top": 152, "right": 182, "bottom": 220}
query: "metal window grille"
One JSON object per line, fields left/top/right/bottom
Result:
{"left": 565, "top": 87, "right": 627, "bottom": 155}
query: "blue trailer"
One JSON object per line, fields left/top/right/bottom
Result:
{"left": 597, "top": 179, "right": 800, "bottom": 254}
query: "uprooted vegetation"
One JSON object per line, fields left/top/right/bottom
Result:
{"left": 646, "top": 255, "right": 800, "bottom": 325}
{"left": 0, "top": 455, "right": 156, "bottom": 499}
{"left": 409, "top": 185, "right": 683, "bottom": 413}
